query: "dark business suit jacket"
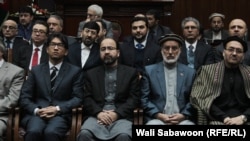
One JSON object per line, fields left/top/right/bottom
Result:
{"left": 83, "top": 64, "right": 140, "bottom": 122}
{"left": 119, "top": 34, "right": 162, "bottom": 73}
{"left": 203, "top": 29, "right": 229, "bottom": 42}
{"left": 1, "top": 36, "right": 29, "bottom": 63}
{"left": 15, "top": 43, "right": 48, "bottom": 71}
{"left": 151, "top": 24, "right": 173, "bottom": 41}
{"left": 77, "top": 19, "right": 113, "bottom": 38}
{"left": 178, "top": 40, "right": 215, "bottom": 70}
{"left": 20, "top": 61, "right": 83, "bottom": 127}
{"left": 66, "top": 42, "right": 102, "bottom": 72}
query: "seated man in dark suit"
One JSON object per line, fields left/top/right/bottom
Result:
{"left": 146, "top": 9, "right": 173, "bottom": 41}
{"left": 1, "top": 19, "right": 29, "bottom": 62}
{"left": 119, "top": 16, "right": 162, "bottom": 77}
{"left": 66, "top": 21, "right": 102, "bottom": 72}
{"left": 202, "top": 13, "right": 229, "bottom": 45}
{"left": 19, "top": 33, "right": 83, "bottom": 141}
{"left": 77, "top": 38, "right": 140, "bottom": 141}
{"left": 178, "top": 17, "right": 214, "bottom": 70}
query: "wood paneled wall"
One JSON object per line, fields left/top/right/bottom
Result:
{"left": 8, "top": 0, "right": 250, "bottom": 41}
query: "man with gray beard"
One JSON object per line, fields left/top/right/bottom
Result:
{"left": 141, "top": 34, "right": 196, "bottom": 125}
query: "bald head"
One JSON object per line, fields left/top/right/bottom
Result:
{"left": 228, "top": 19, "right": 248, "bottom": 39}
{"left": 2, "top": 20, "right": 18, "bottom": 39}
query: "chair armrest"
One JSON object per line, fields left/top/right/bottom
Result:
{"left": 133, "top": 108, "right": 143, "bottom": 125}
{"left": 67, "top": 107, "right": 77, "bottom": 141}
{"left": 6, "top": 107, "right": 15, "bottom": 141}
{"left": 76, "top": 106, "right": 83, "bottom": 138}
{"left": 13, "top": 107, "right": 21, "bottom": 141}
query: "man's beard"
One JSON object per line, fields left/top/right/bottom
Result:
{"left": 162, "top": 51, "right": 180, "bottom": 64}
{"left": 103, "top": 56, "right": 118, "bottom": 66}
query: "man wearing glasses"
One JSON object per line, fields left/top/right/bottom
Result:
{"left": 16, "top": 20, "right": 49, "bottom": 73}
{"left": 77, "top": 38, "right": 139, "bottom": 141}
{"left": 191, "top": 36, "right": 250, "bottom": 125}
{"left": 1, "top": 19, "right": 29, "bottom": 63}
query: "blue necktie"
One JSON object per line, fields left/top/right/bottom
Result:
{"left": 136, "top": 43, "right": 144, "bottom": 49}
{"left": 189, "top": 45, "right": 194, "bottom": 57}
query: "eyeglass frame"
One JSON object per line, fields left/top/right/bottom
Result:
{"left": 225, "top": 47, "right": 244, "bottom": 54}
{"left": 49, "top": 42, "right": 65, "bottom": 48}
{"left": 100, "top": 46, "right": 117, "bottom": 52}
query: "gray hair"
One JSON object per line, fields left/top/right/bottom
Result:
{"left": 181, "top": 17, "right": 200, "bottom": 30}
{"left": 48, "top": 15, "right": 63, "bottom": 27}
{"left": 88, "top": 4, "right": 103, "bottom": 18}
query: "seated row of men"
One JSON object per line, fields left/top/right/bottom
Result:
{"left": 1, "top": 7, "right": 250, "bottom": 141}
{"left": 1, "top": 31, "right": 250, "bottom": 141}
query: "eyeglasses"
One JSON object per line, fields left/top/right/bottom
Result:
{"left": 100, "top": 46, "right": 117, "bottom": 52}
{"left": 32, "top": 29, "right": 46, "bottom": 34}
{"left": 49, "top": 42, "right": 65, "bottom": 48}
{"left": 225, "top": 47, "right": 244, "bottom": 54}
{"left": 162, "top": 46, "right": 180, "bottom": 52}
{"left": 184, "top": 26, "right": 198, "bottom": 30}
{"left": 2, "top": 26, "right": 17, "bottom": 30}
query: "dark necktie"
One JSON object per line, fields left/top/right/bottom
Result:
{"left": 31, "top": 48, "right": 39, "bottom": 67}
{"left": 188, "top": 45, "right": 194, "bottom": 57}
{"left": 136, "top": 43, "right": 144, "bottom": 49}
{"left": 6, "top": 39, "right": 12, "bottom": 62}
{"left": 50, "top": 66, "right": 58, "bottom": 89}
{"left": 188, "top": 45, "right": 195, "bottom": 65}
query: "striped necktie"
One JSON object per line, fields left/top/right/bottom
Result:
{"left": 50, "top": 66, "right": 58, "bottom": 89}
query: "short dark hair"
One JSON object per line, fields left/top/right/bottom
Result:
{"left": 45, "top": 33, "right": 69, "bottom": 49}
{"left": 33, "top": 20, "right": 49, "bottom": 35}
{"left": 130, "top": 16, "right": 149, "bottom": 28}
{"left": 82, "top": 21, "right": 100, "bottom": 34}
{"left": 146, "top": 9, "right": 161, "bottom": 20}
{"left": 96, "top": 19, "right": 107, "bottom": 30}
{"left": 19, "top": 6, "right": 34, "bottom": 16}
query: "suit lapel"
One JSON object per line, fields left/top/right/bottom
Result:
{"left": 0, "top": 62, "right": 8, "bottom": 79}
{"left": 53, "top": 62, "right": 67, "bottom": 93}
{"left": 41, "top": 63, "right": 51, "bottom": 93}
{"left": 176, "top": 63, "right": 185, "bottom": 97}
{"left": 156, "top": 63, "right": 166, "bottom": 99}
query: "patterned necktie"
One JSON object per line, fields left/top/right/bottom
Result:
{"left": 5, "top": 39, "right": 12, "bottom": 62}
{"left": 31, "top": 48, "right": 40, "bottom": 67}
{"left": 50, "top": 66, "right": 58, "bottom": 89}
{"left": 188, "top": 45, "right": 195, "bottom": 67}
{"left": 188, "top": 45, "right": 194, "bottom": 57}
{"left": 136, "top": 43, "right": 144, "bottom": 49}
{"left": 6, "top": 39, "right": 11, "bottom": 49}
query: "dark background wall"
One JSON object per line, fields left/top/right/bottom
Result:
{"left": 7, "top": 0, "right": 250, "bottom": 41}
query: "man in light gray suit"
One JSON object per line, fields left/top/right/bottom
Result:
{"left": 77, "top": 4, "right": 113, "bottom": 38}
{"left": 141, "top": 34, "right": 196, "bottom": 125}
{"left": 0, "top": 42, "right": 25, "bottom": 141}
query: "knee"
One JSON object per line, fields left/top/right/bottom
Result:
{"left": 114, "top": 133, "right": 131, "bottom": 141}
{"left": 44, "top": 128, "right": 59, "bottom": 137}
{"left": 77, "top": 129, "right": 93, "bottom": 141}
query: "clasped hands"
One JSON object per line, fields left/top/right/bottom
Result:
{"left": 36, "top": 106, "right": 58, "bottom": 119}
{"left": 156, "top": 113, "right": 185, "bottom": 125}
{"left": 97, "top": 110, "right": 118, "bottom": 126}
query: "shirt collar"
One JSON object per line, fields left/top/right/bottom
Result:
{"left": 49, "top": 61, "right": 62, "bottom": 70}
{"left": 81, "top": 43, "right": 92, "bottom": 50}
